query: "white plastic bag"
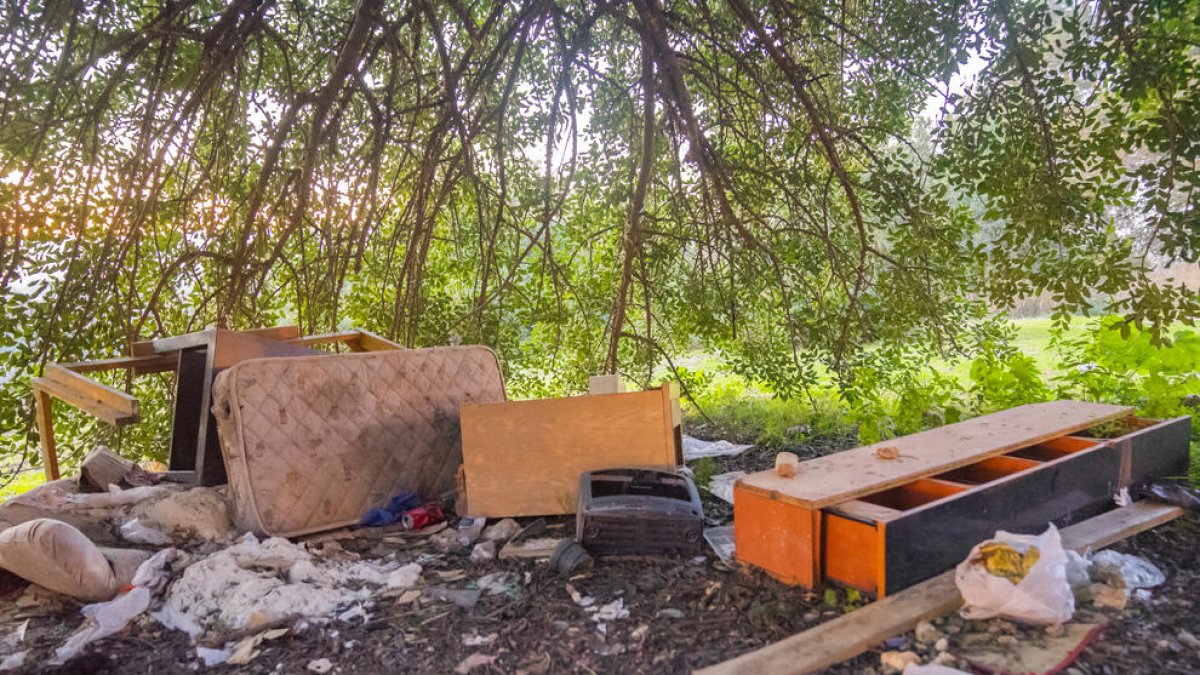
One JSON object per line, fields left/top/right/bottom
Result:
{"left": 955, "top": 524, "right": 1074, "bottom": 625}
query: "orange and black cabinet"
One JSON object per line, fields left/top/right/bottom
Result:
{"left": 734, "top": 415, "right": 1191, "bottom": 597}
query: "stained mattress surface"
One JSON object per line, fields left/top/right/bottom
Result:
{"left": 212, "top": 346, "right": 505, "bottom": 536}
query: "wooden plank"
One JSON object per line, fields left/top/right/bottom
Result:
{"left": 58, "top": 353, "right": 177, "bottom": 374}
{"left": 696, "top": 501, "right": 1183, "bottom": 675}
{"left": 738, "top": 401, "right": 1132, "bottom": 509}
{"left": 140, "top": 325, "right": 303, "bottom": 355}
{"left": 354, "top": 330, "right": 403, "bottom": 351}
{"left": 44, "top": 364, "right": 139, "bottom": 419}
{"left": 827, "top": 499, "right": 901, "bottom": 524}
{"left": 33, "top": 389, "right": 59, "bottom": 481}
{"left": 210, "top": 328, "right": 322, "bottom": 368}
{"left": 285, "top": 331, "right": 362, "bottom": 348}
{"left": 460, "top": 387, "right": 679, "bottom": 517}
{"left": 31, "top": 373, "right": 139, "bottom": 427}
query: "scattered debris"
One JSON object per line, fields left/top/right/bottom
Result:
{"left": 914, "top": 620, "right": 942, "bottom": 644}
{"left": 880, "top": 649, "right": 921, "bottom": 671}
{"left": 360, "top": 491, "right": 421, "bottom": 527}
{"left": 774, "top": 452, "right": 799, "bottom": 477}
{"left": 461, "top": 632, "right": 498, "bottom": 647}
{"left": 54, "top": 548, "right": 182, "bottom": 662}
{"left": 155, "top": 534, "right": 399, "bottom": 637}
{"left": 704, "top": 525, "right": 736, "bottom": 565}
{"left": 454, "top": 653, "right": 498, "bottom": 674}
{"left": 1089, "top": 583, "right": 1129, "bottom": 610}
{"left": 79, "top": 445, "right": 137, "bottom": 492}
{"left": 475, "top": 572, "right": 519, "bottom": 596}
{"left": 875, "top": 446, "right": 901, "bottom": 460}
{"left": 470, "top": 540, "right": 496, "bottom": 562}
{"left": 548, "top": 539, "right": 593, "bottom": 576}
{"left": 682, "top": 435, "right": 752, "bottom": 461}
{"left": 426, "top": 587, "right": 482, "bottom": 610}
{"left": 386, "top": 563, "right": 422, "bottom": 589}
{"left": 499, "top": 537, "right": 563, "bottom": 559}
{"left": 959, "top": 621, "right": 1105, "bottom": 674}
{"left": 118, "top": 517, "right": 174, "bottom": 546}
{"left": 223, "top": 627, "right": 289, "bottom": 666}
{"left": 307, "top": 657, "right": 334, "bottom": 673}
{"left": 0, "top": 652, "right": 26, "bottom": 671}
{"left": 481, "top": 518, "right": 521, "bottom": 542}
{"left": 1089, "top": 550, "right": 1165, "bottom": 589}
{"left": 705, "top": 471, "right": 745, "bottom": 505}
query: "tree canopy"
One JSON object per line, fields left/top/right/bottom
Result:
{"left": 1, "top": 0, "right": 1198, "bottom": 462}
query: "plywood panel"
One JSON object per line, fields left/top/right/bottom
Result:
{"left": 738, "top": 401, "right": 1132, "bottom": 509}
{"left": 460, "top": 387, "right": 678, "bottom": 517}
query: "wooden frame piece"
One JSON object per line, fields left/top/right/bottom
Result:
{"left": 699, "top": 501, "right": 1185, "bottom": 675}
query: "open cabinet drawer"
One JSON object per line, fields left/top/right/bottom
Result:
{"left": 735, "top": 412, "right": 1191, "bottom": 597}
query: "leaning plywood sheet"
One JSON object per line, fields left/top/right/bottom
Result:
{"left": 739, "top": 401, "right": 1132, "bottom": 509}
{"left": 212, "top": 346, "right": 505, "bottom": 537}
{"left": 460, "top": 385, "right": 682, "bottom": 517}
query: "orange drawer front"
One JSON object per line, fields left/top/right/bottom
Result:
{"left": 733, "top": 485, "right": 822, "bottom": 587}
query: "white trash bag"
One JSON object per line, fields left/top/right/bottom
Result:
{"left": 955, "top": 523, "right": 1074, "bottom": 625}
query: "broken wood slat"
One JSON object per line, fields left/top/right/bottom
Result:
{"left": 696, "top": 501, "right": 1184, "bottom": 675}
{"left": 33, "top": 389, "right": 59, "bottom": 481}
{"left": 132, "top": 324, "right": 302, "bottom": 356}
{"left": 739, "top": 401, "right": 1133, "bottom": 509}
{"left": 79, "top": 446, "right": 136, "bottom": 491}
{"left": 44, "top": 364, "right": 139, "bottom": 420}
{"left": 31, "top": 366, "right": 140, "bottom": 427}
{"left": 285, "top": 331, "right": 363, "bottom": 348}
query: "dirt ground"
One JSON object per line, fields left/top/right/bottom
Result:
{"left": 1, "top": 434, "right": 1197, "bottom": 674}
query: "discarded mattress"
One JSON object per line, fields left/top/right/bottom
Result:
{"left": 212, "top": 346, "right": 505, "bottom": 537}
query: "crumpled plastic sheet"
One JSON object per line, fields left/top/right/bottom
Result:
{"left": 53, "top": 548, "right": 183, "bottom": 663}
{"left": 705, "top": 471, "right": 746, "bottom": 504}
{"left": 682, "top": 436, "right": 753, "bottom": 461}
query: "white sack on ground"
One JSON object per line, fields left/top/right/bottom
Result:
{"left": 0, "top": 519, "right": 127, "bottom": 602}
{"left": 956, "top": 524, "right": 1074, "bottom": 625}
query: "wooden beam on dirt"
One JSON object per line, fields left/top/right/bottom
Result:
{"left": 696, "top": 501, "right": 1185, "bottom": 675}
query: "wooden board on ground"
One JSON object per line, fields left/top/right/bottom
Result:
{"left": 460, "top": 385, "right": 682, "bottom": 517}
{"left": 696, "top": 501, "right": 1184, "bottom": 675}
{"left": 738, "top": 401, "right": 1133, "bottom": 509}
